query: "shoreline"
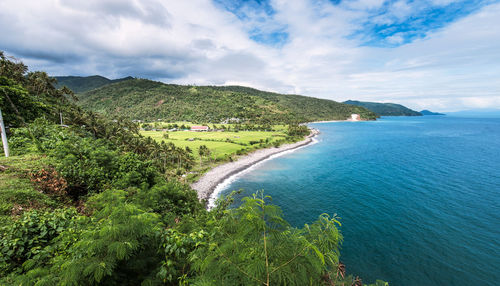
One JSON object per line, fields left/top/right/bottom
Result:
{"left": 305, "top": 120, "right": 346, "bottom": 124}
{"left": 190, "top": 128, "right": 320, "bottom": 205}
{"left": 306, "top": 118, "right": 365, "bottom": 124}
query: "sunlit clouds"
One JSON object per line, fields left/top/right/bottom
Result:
{"left": 1, "top": 0, "right": 499, "bottom": 111}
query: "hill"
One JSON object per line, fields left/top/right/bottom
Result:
{"left": 420, "top": 109, "right": 445, "bottom": 115}
{"left": 54, "top": 75, "right": 134, "bottom": 93}
{"left": 77, "top": 78, "right": 378, "bottom": 123}
{"left": 344, "top": 100, "right": 422, "bottom": 116}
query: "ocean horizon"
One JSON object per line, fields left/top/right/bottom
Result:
{"left": 217, "top": 116, "right": 500, "bottom": 286}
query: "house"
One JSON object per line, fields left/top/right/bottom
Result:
{"left": 190, "top": 126, "right": 209, "bottom": 131}
{"left": 350, "top": 114, "right": 360, "bottom": 121}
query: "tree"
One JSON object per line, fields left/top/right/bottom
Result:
{"left": 198, "top": 145, "right": 209, "bottom": 167}
{"left": 0, "top": 76, "right": 45, "bottom": 127}
{"left": 287, "top": 124, "right": 309, "bottom": 138}
{"left": 0, "top": 51, "right": 27, "bottom": 84}
{"left": 191, "top": 192, "right": 343, "bottom": 286}
{"left": 0, "top": 53, "right": 79, "bottom": 128}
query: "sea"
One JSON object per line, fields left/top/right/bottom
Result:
{"left": 216, "top": 116, "right": 500, "bottom": 286}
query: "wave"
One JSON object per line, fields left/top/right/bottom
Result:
{"left": 207, "top": 136, "right": 319, "bottom": 209}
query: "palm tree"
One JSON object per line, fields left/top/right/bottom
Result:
{"left": 198, "top": 145, "right": 208, "bottom": 167}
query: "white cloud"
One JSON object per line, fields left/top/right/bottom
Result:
{"left": 389, "top": 0, "right": 413, "bottom": 21}
{"left": 345, "top": 0, "right": 386, "bottom": 10}
{"left": 386, "top": 33, "right": 405, "bottom": 44}
{"left": 0, "top": 0, "right": 499, "bottom": 112}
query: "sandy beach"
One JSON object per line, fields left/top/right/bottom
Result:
{"left": 191, "top": 128, "right": 320, "bottom": 202}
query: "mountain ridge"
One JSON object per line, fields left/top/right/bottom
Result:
{"left": 71, "top": 77, "right": 378, "bottom": 123}
{"left": 343, "top": 100, "right": 422, "bottom": 116}
{"left": 54, "top": 75, "right": 134, "bottom": 93}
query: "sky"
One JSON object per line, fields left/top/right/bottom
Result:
{"left": 1, "top": 0, "right": 499, "bottom": 112}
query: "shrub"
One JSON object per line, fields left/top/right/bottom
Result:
{"left": 0, "top": 208, "right": 79, "bottom": 276}
{"left": 30, "top": 167, "right": 67, "bottom": 197}
{"left": 132, "top": 181, "right": 203, "bottom": 224}
{"left": 55, "top": 189, "right": 164, "bottom": 285}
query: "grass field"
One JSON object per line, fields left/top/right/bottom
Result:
{"left": 141, "top": 130, "right": 288, "bottom": 160}
{"left": 140, "top": 123, "right": 296, "bottom": 182}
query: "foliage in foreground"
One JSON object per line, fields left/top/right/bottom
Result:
{"left": 1, "top": 190, "right": 386, "bottom": 286}
{"left": 191, "top": 193, "right": 343, "bottom": 285}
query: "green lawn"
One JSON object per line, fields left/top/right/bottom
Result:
{"left": 142, "top": 132, "right": 244, "bottom": 158}
{"left": 141, "top": 129, "right": 288, "bottom": 160}
{"left": 141, "top": 125, "right": 292, "bottom": 182}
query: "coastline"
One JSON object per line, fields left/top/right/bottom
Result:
{"left": 305, "top": 120, "right": 346, "bottom": 124}
{"left": 306, "top": 118, "right": 364, "bottom": 124}
{"left": 190, "top": 128, "right": 320, "bottom": 204}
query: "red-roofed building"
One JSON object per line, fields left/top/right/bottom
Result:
{"left": 190, "top": 126, "right": 209, "bottom": 131}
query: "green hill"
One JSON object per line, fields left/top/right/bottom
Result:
{"left": 54, "top": 75, "right": 134, "bottom": 93}
{"left": 344, "top": 100, "right": 422, "bottom": 116}
{"left": 77, "top": 78, "right": 378, "bottom": 123}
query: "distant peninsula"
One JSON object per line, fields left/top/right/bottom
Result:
{"left": 420, "top": 110, "right": 445, "bottom": 115}
{"left": 343, "top": 100, "right": 422, "bottom": 116}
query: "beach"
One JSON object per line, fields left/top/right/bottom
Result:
{"left": 191, "top": 128, "right": 320, "bottom": 202}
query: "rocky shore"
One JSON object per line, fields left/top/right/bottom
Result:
{"left": 191, "top": 128, "right": 320, "bottom": 202}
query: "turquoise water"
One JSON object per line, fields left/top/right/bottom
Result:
{"left": 218, "top": 117, "right": 500, "bottom": 286}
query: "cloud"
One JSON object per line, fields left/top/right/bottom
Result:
{"left": 385, "top": 33, "right": 405, "bottom": 45}
{"left": 345, "top": 0, "right": 386, "bottom": 10}
{"left": 0, "top": 0, "right": 499, "bottom": 111}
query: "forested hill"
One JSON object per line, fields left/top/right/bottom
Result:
{"left": 76, "top": 78, "right": 378, "bottom": 123}
{"left": 344, "top": 100, "right": 422, "bottom": 116}
{"left": 54, "top": 75, "right": 134, "bottom": 93}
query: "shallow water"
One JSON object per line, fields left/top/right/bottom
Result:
{"left": 218, "top": 116, "right": 500, "bottom": 286}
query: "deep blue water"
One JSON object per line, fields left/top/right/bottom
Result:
{"left": 218, "top": 116, "right": 500, "bottom": 286}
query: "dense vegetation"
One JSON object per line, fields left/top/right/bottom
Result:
{"left": 54, "top": 75, "right": 134, "bottom": 93}
{"left": 344, "top": 100, "right": 422, "bottom": 116}
{"left": 1, "top": 52, "right": 387, "bottom": 285}
{"left": 76, "top": 78, "right": 377, "bottom": 123}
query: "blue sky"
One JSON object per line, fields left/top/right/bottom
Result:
{"left": 215, "top": 0, "right": 494, "bottom": 46}
{"left": 0, "top": 0, "right": 499, "bottom": 111}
